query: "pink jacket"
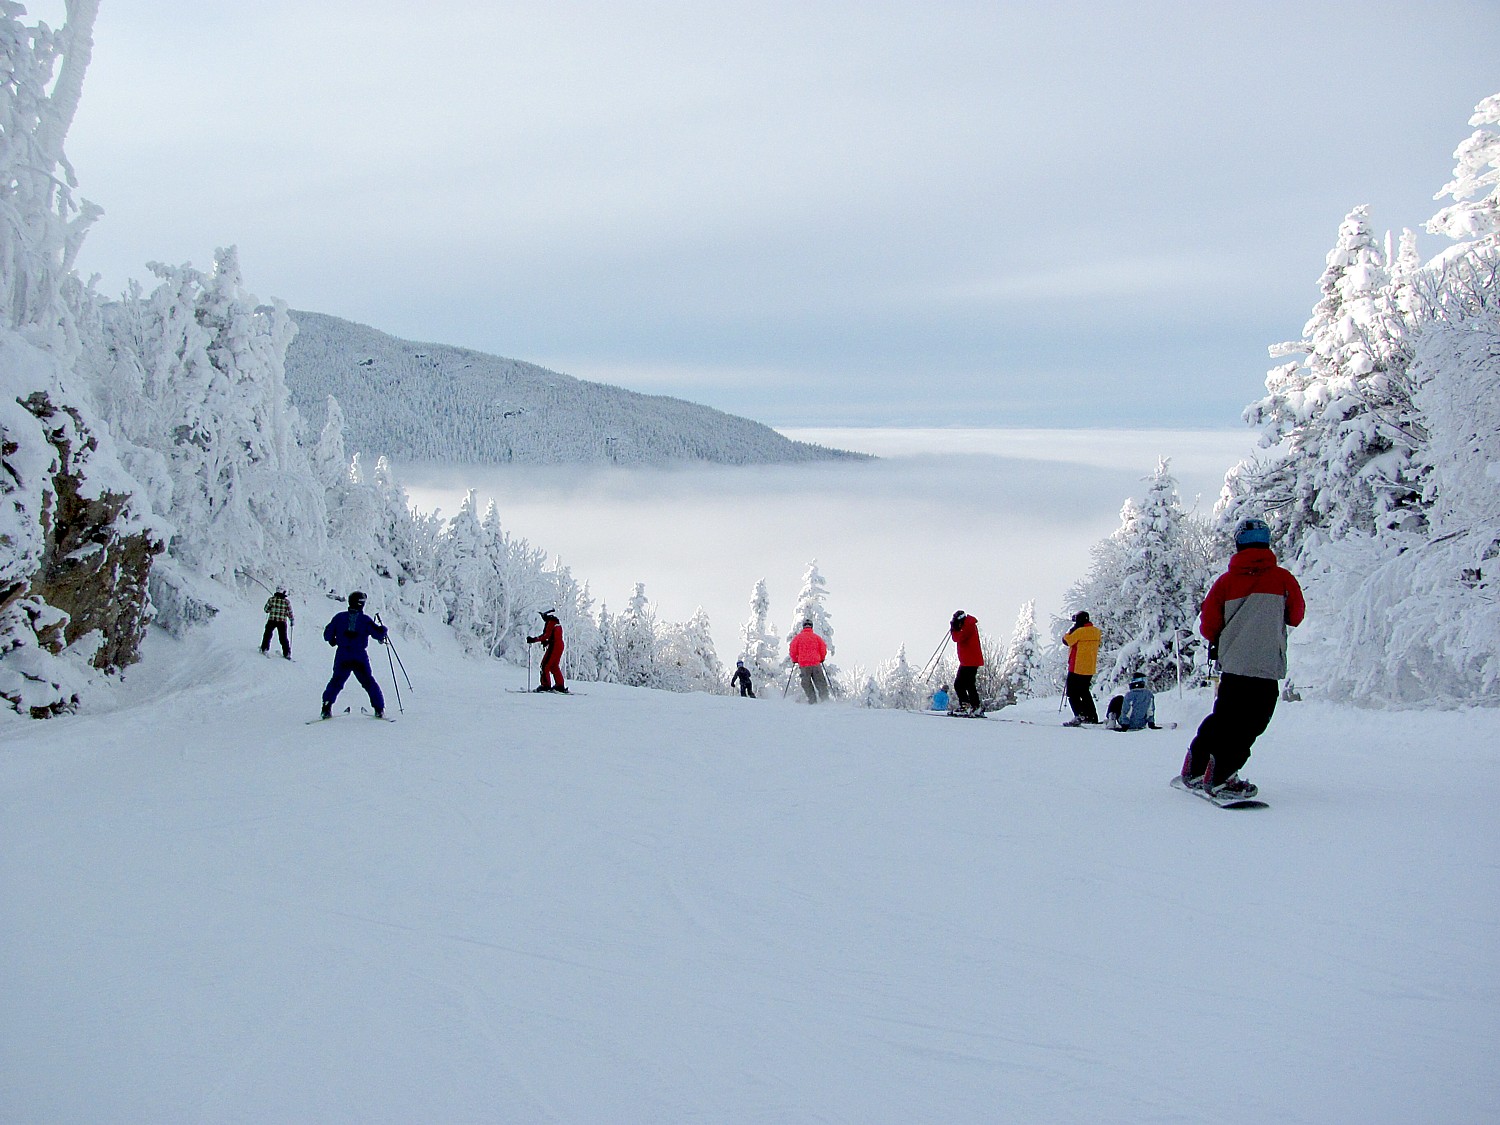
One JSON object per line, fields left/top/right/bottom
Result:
{"left": 788, "top": 627, "right": 827, "bottom": 667}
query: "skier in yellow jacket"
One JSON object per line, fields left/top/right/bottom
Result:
{"left": 1062, "top": 610, "right": 1102, "bottom": 726}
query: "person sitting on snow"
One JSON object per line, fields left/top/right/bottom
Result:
{"left": 1107, "top": 674, "right": 1158, "bottom": 731}
{"left": 931, "top": 684, "right": 951, "bottom": 712}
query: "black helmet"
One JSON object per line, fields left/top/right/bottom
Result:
{"left": 951, "top": 610, "right": 967, "bottom": 623}
{"left": 348, "top": 590, "right": 367, "bottom": 608}
{"left": 1129, "top": 674, "right": 1147, "bottom": 690}
{"left": 1072, "top": 610, "right": 1090, "bottom": 625}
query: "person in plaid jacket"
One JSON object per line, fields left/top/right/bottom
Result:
{"left": 261, "top": 587, "right": 294, "bottom": 659}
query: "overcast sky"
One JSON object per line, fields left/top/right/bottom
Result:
{"left": 39, "top": 1, "right": 1500, "bottom": 427}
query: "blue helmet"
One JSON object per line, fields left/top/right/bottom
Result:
{"left": 1235, "top": 518, "right": 1271, "bottom": 548}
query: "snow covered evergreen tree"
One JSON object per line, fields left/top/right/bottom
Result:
{"left": 1105, "top": 460, "right": 1208, "bottom": 689}
{"left": 994, "top": 600, "right": 1045, "bottom": 708}
{"left": 1427, "top": 93, "right": 1500, "bottom": 247}
{"left": 1234, "top": 205, "right": 1422, "bottom": 563}
{"left": 739, "top": 579, "right": 782, "bottom": 690}
{"left": 790, "top": 560, "right": 834, "bottom": 655}
{"left": 875, "top": 644, "right": 920, "bottom": 710}
{"left": 614, "top": 582, "right": 661, "bottom": 689}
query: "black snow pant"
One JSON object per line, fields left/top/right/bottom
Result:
{"left": 324, "top": 655, "right": 384, "bottom": 712}
{"left": 1187, "top": 672, "right": 1279, "bottom": 783}
{"left": 954, "top": 665, "right": 981, "bottom": 710}
{"left": 1066, "top": 673, "right": 1098, "bottom": 723}
{"left": 738, "top": 682, "right": 755, "bottom": 698}
{"left": 261, "top": 619, "right": 291, "bottom": 657}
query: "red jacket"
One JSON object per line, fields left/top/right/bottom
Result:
{"left": 788, "top": 627, "right": 827, "bottom": 667}
{"left": 951, "top": 615, "right": 984, "bottom": 667}
{"left": 528, "top": 617, "right": 564, "bottom": 654}
{"left": 1200, "top": 547, "right": 1304, "bottom": 680}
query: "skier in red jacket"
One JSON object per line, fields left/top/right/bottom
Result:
{"left": 1181, "top": 518, "right": 1305, "bottom": 798}
{"left": 788, "top": 620, "right": 831, "bottom": 703}
{"left": 949, "top": 610, "right": 986, "bottom": 715}
{"left": 526, "top": 608, "right": 567, "bottom": 693}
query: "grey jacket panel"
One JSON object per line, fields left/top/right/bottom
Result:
{"left": 1218, "top": 591, "right": 1290, "bottom": 680}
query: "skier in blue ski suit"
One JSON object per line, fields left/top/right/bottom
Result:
{"left": 321, "top": 591, "right": 388, "bottom": 718}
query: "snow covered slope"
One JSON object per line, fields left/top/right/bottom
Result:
{"left": 3, "top": 603, "right": 1496, "bottom": 1123}
{"left": 283, "top": 311, "right": 865, "bottom": 466}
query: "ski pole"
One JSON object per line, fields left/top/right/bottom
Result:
{"left": 384, "top": 640, "right": 404, "bottom": 713}
{"left": 374, "top": 615, "right": 412, "bottom": 691}
{"left": 919, "top": 632, "right": 951, "bottom": 682}
{"left": 782, "top": 665, "right": 795, "bottom": 699}
{"left": 527, "top": 644, "right": 533, "bottom": 689}
{"left": 238, "top": 569, "right": 272, "bottom": 593}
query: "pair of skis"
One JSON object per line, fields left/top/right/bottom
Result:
{"left": 305, "top": 706, "right": 395, "bottom": 725}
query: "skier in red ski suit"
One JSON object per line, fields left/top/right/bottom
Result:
{"left": 527, "top": 609, "right": 567, "bottom": 692}
{"left": 949, "top": 610, "right": 986, "bottom": 714}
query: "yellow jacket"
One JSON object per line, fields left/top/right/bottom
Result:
{"left": 1063, "top": 623, "right": 1102, "bottom": 675}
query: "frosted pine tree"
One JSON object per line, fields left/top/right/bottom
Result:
{"left": 739, "top": 578, "right": 782, "bottom": 690}
{"left": 790, "top": 560, "right": 834, "bottom": 656}
{"left": 876, "top": 644, "right": 920, "bottom": 710}
{"left": 614, "top": 582, "right": 661, "bottom": 688}
{"left": 659, "top": 608, "right": 724, "bottom": 693}
{"left": 1106, "top": 460, "right": 1206, "bottom": 688}
{"left": 1235, "top": 206, "right": 1422, "bottom": 562}
{"left": 1427, "top": 92, "right": 1500, "bottom": 248}
{"left": 432, "top": 490, "right": 493, "bottom": 654}
{"left": 594, "top": 604, "right": 621, "bottom": 684}
{"left": 994, "top": 600, "right": 1045, "bottom": 707}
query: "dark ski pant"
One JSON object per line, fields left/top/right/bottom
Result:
{"left": 538, "top": 645, "right": 565, "bottom": 691}
{"left": 954, "top": 665, "right": 981, "bottom": 710}
{"left": 324, "top": 655, "right": 384, "bottom": 712}
{"left": 1187, "top": 672, "right": 1279, "bottom": 783}
{"left": 799, "top": 663, "right": 831, "bottom": 703}
{"left": 736, "top": 681, "right": 755, "bottom": 697}
{"left": 261, "top": 619, "right": 290, "bottom": 657}
{"left": 1066, "top": 672, "right": 1098, "bottom": 723}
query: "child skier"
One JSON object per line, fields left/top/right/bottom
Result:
{"left": 260, "top": 586, "right": 294, "bottom": 659}
{"left": 731, "top": 660, "right": 755, "bottom": 697}
{"left": 320, "top": 591, "right": 388, "bottom": 719}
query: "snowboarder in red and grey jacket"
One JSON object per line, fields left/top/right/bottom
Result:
{"left": 527, "top": 609, "right": 567, "bottom": 693}
{"left": 1182, "top": 518, "right": 1305, "bottom": 798}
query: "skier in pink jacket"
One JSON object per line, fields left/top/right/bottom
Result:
{"left": 788, "top": 620, "right": 831, "bottom": 703}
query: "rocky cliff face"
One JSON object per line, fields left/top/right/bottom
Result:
{"left": 1, "top": 369, "right": 161, "bottom": 718}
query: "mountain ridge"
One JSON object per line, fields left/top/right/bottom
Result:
{"left": 282, "top": 310, "right": 866, "bottom": 466}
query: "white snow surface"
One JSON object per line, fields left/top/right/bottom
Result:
{"left": 3, "top": 604, "right": 1497, "bottom": 1124}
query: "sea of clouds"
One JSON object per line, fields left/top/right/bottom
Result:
{"left": 399, "top": 428, "right": 1255, "bottom": 677}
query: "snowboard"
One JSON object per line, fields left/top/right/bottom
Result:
{"left": 1169, "top": 774, "right": 1269, "bottom": 809}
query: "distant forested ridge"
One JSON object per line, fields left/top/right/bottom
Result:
{"left": 283, "top": 311, "right": 864, "bottom": 466}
